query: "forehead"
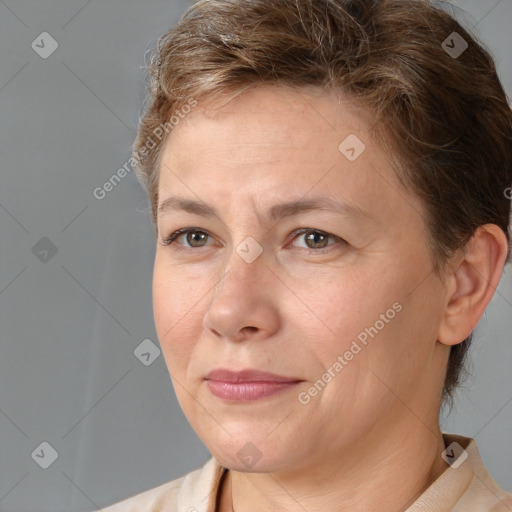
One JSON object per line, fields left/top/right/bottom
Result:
{"left": 157, "top": 85, "right": 425, "bottom": 225}
{"left": 163, "top": 85, "right": 370, "bottom": 159}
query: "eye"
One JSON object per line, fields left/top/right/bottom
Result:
{"left": 288, "top": 229, "right": 345, "bottom": 250}
{"left": 160, "top": 228, "right": 214, "bottom": 249}
{"left": 160, "top": 227, "right": 346, "bottom": 252}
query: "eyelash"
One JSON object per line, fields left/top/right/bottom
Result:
{"left": 160, "top": 228, "right": 346, "bottom": 252}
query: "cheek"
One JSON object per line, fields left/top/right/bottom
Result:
{"left": 302, "top": 278, "right": 400, "bottom": 355}
{"left": 299, "top": 272, "right": 415, "bottom": 392}
{"left": 152, "top": 260, "right": 204, "bottom": 371}
{"left": 153, "top": 254, "right": 208, "bottom": 327}
{"left": 356, "top": 286, "right": 443, "bottom": 403}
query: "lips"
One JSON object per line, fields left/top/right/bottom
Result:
{"left": 205, "top": 368, "right": 303, "bottom": 401}
{"left": 205, "top": 368, "right": 300, "bottom": 383}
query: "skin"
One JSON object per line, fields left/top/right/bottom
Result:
{"left": 152, "top": 84, "right": 509, "bottom": 512}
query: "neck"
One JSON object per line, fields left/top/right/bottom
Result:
{"left": 222, "top": 422, "right": 449, "bottom": 512}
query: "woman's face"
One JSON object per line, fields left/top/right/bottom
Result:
{"left": 153, "top": 85, "right": 450, "bottom": 472}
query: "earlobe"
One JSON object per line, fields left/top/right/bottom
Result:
{"left": 437, "top": 224, "right": 509, "bottom": 347}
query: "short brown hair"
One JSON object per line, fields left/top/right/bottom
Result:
{"left": 132, "top": 0, "right": 512, "bottom": 408}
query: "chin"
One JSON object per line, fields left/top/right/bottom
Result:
{"left": 205, "top": 435, "right": 294, "bottom": 473}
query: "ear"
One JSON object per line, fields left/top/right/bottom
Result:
{"left": 438, "top": 224, "right": 509, "bottom": 346}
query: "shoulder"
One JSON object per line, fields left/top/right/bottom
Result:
{"left": 408, "top": 434, "right": 512, "bottom": 512}
{"left": 101, "top": 457, "right": 223, "bottom": 512}
{"left": 454, "top": 472, "right": 512, "bottom": 511}
{"left": 100, "top": 475, "right": 185, "bottom": 512}
{"left": 451, "top": 434, "right": 512, "bottom": 512}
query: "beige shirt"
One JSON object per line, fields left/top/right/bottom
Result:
{"left": 101, "top": 434, "right": 512, "bottom": 511}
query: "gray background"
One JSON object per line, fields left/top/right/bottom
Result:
{"left": 0, "top": 0, "right": 510, "bottom": 510}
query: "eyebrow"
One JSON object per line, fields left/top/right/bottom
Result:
{"left": 157, "top": 195, "right": 375, "bottom": 224}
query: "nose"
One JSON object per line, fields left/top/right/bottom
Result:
{"left": 202, "top": 245, "right": 280, "bottom": 343}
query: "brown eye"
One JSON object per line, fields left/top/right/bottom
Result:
{"left": 290, "top": 229, "right": 345, "bottom": 250}
{"left": 161, "top": 228, "right": 213, "bottom": 248}
{"left": 304, "top": 231, "right": 331, "bottom": 249}
{"left": 185, "top": 231, "right": 209, "bottom": 247}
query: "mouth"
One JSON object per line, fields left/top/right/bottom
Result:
{"left": 205, "top": 368, "right": 303, "bottom": 402}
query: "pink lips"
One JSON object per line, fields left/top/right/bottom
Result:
{"left": 205, "top": 368, "right": 302, "bottom": 401}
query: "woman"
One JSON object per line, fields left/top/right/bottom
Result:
{"left": 103, "top": 0, "right": 512, "bottom": 510}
